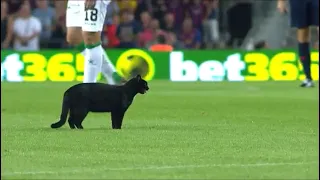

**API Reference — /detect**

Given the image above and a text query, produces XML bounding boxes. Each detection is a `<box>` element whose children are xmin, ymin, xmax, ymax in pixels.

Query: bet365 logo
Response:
<box><xmin>170</xmin><ymin>52</ymin><xmax>246</xmax><ymax>81</ymax></box>
<box><xmin>1</xmin><ymin>53</ymin><xmax>24</xmax><ymax>82</ymax></box>
<box><xmin>169</xmin><ymin>51</ymin><xmax>319</xmax><ymax>81</ymax></box>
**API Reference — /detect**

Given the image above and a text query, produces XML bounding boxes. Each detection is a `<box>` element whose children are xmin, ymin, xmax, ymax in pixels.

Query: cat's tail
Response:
<box><xmin>51</xmin><ymin>94</ymin><xmax>70</xmax><ymax>129</ymax></box>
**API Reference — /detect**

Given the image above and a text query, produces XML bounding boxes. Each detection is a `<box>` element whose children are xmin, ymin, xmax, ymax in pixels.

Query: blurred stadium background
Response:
<box><xmin>2</xmin><ymin>0</ymin><xmax>318</xmax><ymax>51</ymax></box>
<box><xmin>1</xmin><ymin>0</ymin><xmax>319</xmax><ymax>179</ymax></box>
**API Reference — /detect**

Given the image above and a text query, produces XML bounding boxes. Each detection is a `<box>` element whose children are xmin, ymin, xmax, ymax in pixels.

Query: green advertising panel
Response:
<box><xmin>1</xmin><ymin>49</ymin><xmax>318</xmax><ymax>82</ymax></box>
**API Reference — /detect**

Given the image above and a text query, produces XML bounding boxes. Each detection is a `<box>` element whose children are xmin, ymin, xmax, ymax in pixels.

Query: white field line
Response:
<box><xmin>2</xmin><ymin>161</ymin><xmax>318</xmax><ymax>176</ymax></box>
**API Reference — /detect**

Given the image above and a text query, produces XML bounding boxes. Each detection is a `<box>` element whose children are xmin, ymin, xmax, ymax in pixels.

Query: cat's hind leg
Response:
<box><xmin>74</xmin><ymin>110</ymin><xmax>88</xmax><ymax>129</ymax></box>
<box><xmin>68</xmin><ymin>108</ymin><xmax>76</xmax><ymax>129</ymax></box>
<box><xmin>67</xmin><ymin>116</ymin><xmax>76</xmax><ymax>129</ymax></box>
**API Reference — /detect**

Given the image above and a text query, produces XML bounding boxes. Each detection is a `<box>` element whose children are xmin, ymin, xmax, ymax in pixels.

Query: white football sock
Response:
<box><xmin>101</xmin><ymin>47</ymin><xmax>117</xmax><ymax>85</ymax></box>
<box><xmin>101</xmin><ymin>59</ymin><xmax>115</xmax><ymax>84</ymax></box>
<box><xmin>81</xmin><ymin>46</ymin><xmax>118</xmax><ymax>84</ymax></box>
<box><xmin>81</xmin><ymin>50</ymin><xmax>86</xmax><ymax>56</ymax></box>
<box><xmin>83</xmin><ymin>44</ymin><xmax>103</xmax><ymax>83</ymax></box>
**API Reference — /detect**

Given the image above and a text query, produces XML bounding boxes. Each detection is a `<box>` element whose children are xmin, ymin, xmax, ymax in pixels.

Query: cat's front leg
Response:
<box><xmin>111</xmin><ymin>111</ymin><xmax>125</xmax><ymax>129</ymax></box>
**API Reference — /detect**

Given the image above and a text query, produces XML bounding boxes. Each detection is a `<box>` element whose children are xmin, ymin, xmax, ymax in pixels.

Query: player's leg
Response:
<box><xmin>68</xmin><ymin>32</ymin><xmax>119</xmax><ymax>84</ymax></box>
<box><xmin>82</xmin><ymin>0</ymin><xmax>122</xmax><ymax>83</ymax></box>
<box><xmin>66</xmin><ymin>0</ymin><xmax>97</xmax><ymax>83</ymax></box>
<box><xmin>66</xmin><ymin>1</ymin><xmax>86</xmax><ymax>54</ymax></box>
<box><xmin>311</xmin><ymin>0</ymin><xmax>319</xmax><ymax>49</ymax></box>
<box><xmin>299</xmin><ymin>0</ymin><xmax>319</xmax><ymax>86</ymax></box>
<box><xmin>66</xmin><ymin>0</ymin><xmax>119</xmax><ymax>84</ymax></box>
<box><xmin>289</xmin><ymin>0</ymin><xmax>313</xmax><ymax>87</ymax></box>
<box><xmin>80</xmin><ymin>34</ymin><xmax>122</xmax><ymax>84</ymax></box>
<box><xmin>296</xmin><ymin>28</ymin><xmax>313</xmax><ymax>87</ymax></box>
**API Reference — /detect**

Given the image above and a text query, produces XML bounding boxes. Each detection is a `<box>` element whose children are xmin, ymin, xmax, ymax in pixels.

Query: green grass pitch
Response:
<box><xmin>1</xmin><ymin>81</ymin><xmax>319</xmax><ymax>179</ymax></box>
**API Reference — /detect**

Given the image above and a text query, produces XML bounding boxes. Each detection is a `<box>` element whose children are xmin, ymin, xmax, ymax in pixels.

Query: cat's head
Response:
<box><xmin>127</xmin><ymin>74</ymin><xmax>149</xmax><ymax>94</ymax></box>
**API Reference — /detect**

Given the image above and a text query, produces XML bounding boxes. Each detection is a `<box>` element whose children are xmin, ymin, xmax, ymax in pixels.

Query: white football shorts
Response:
<box><xmin>66</xmin><ymin>0</ymin><xmax>110</xmax><ymax>32</ymax></box>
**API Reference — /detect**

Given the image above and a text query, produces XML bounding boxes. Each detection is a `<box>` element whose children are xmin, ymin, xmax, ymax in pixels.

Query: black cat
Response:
<box><xmin>51</xmin><ymin>75</ymin><xmax>149</xmax><ymax>129</ymax></box>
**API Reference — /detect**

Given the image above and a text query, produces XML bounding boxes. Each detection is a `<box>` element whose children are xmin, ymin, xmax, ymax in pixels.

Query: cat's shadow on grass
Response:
<box><xmin>17</xmin><ymin>124</ymin><xmax>207</xmax><ymax>132</ymax></box>
<box><xmin>71</xmin><ymin>124</ymin><xmax>206</xmax><ymax>131</ymax></box>
<box><xmin>6</xmin><ymin>122</ymin><xmax>211</xmax><ymax>132</ymax></box>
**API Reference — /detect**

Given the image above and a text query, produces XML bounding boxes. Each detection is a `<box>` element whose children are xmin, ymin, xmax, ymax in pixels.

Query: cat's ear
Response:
<box><xmin>136</xmin><ymin>74</ymin><xmax>141</xmax><ymax>81</ymax></box>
